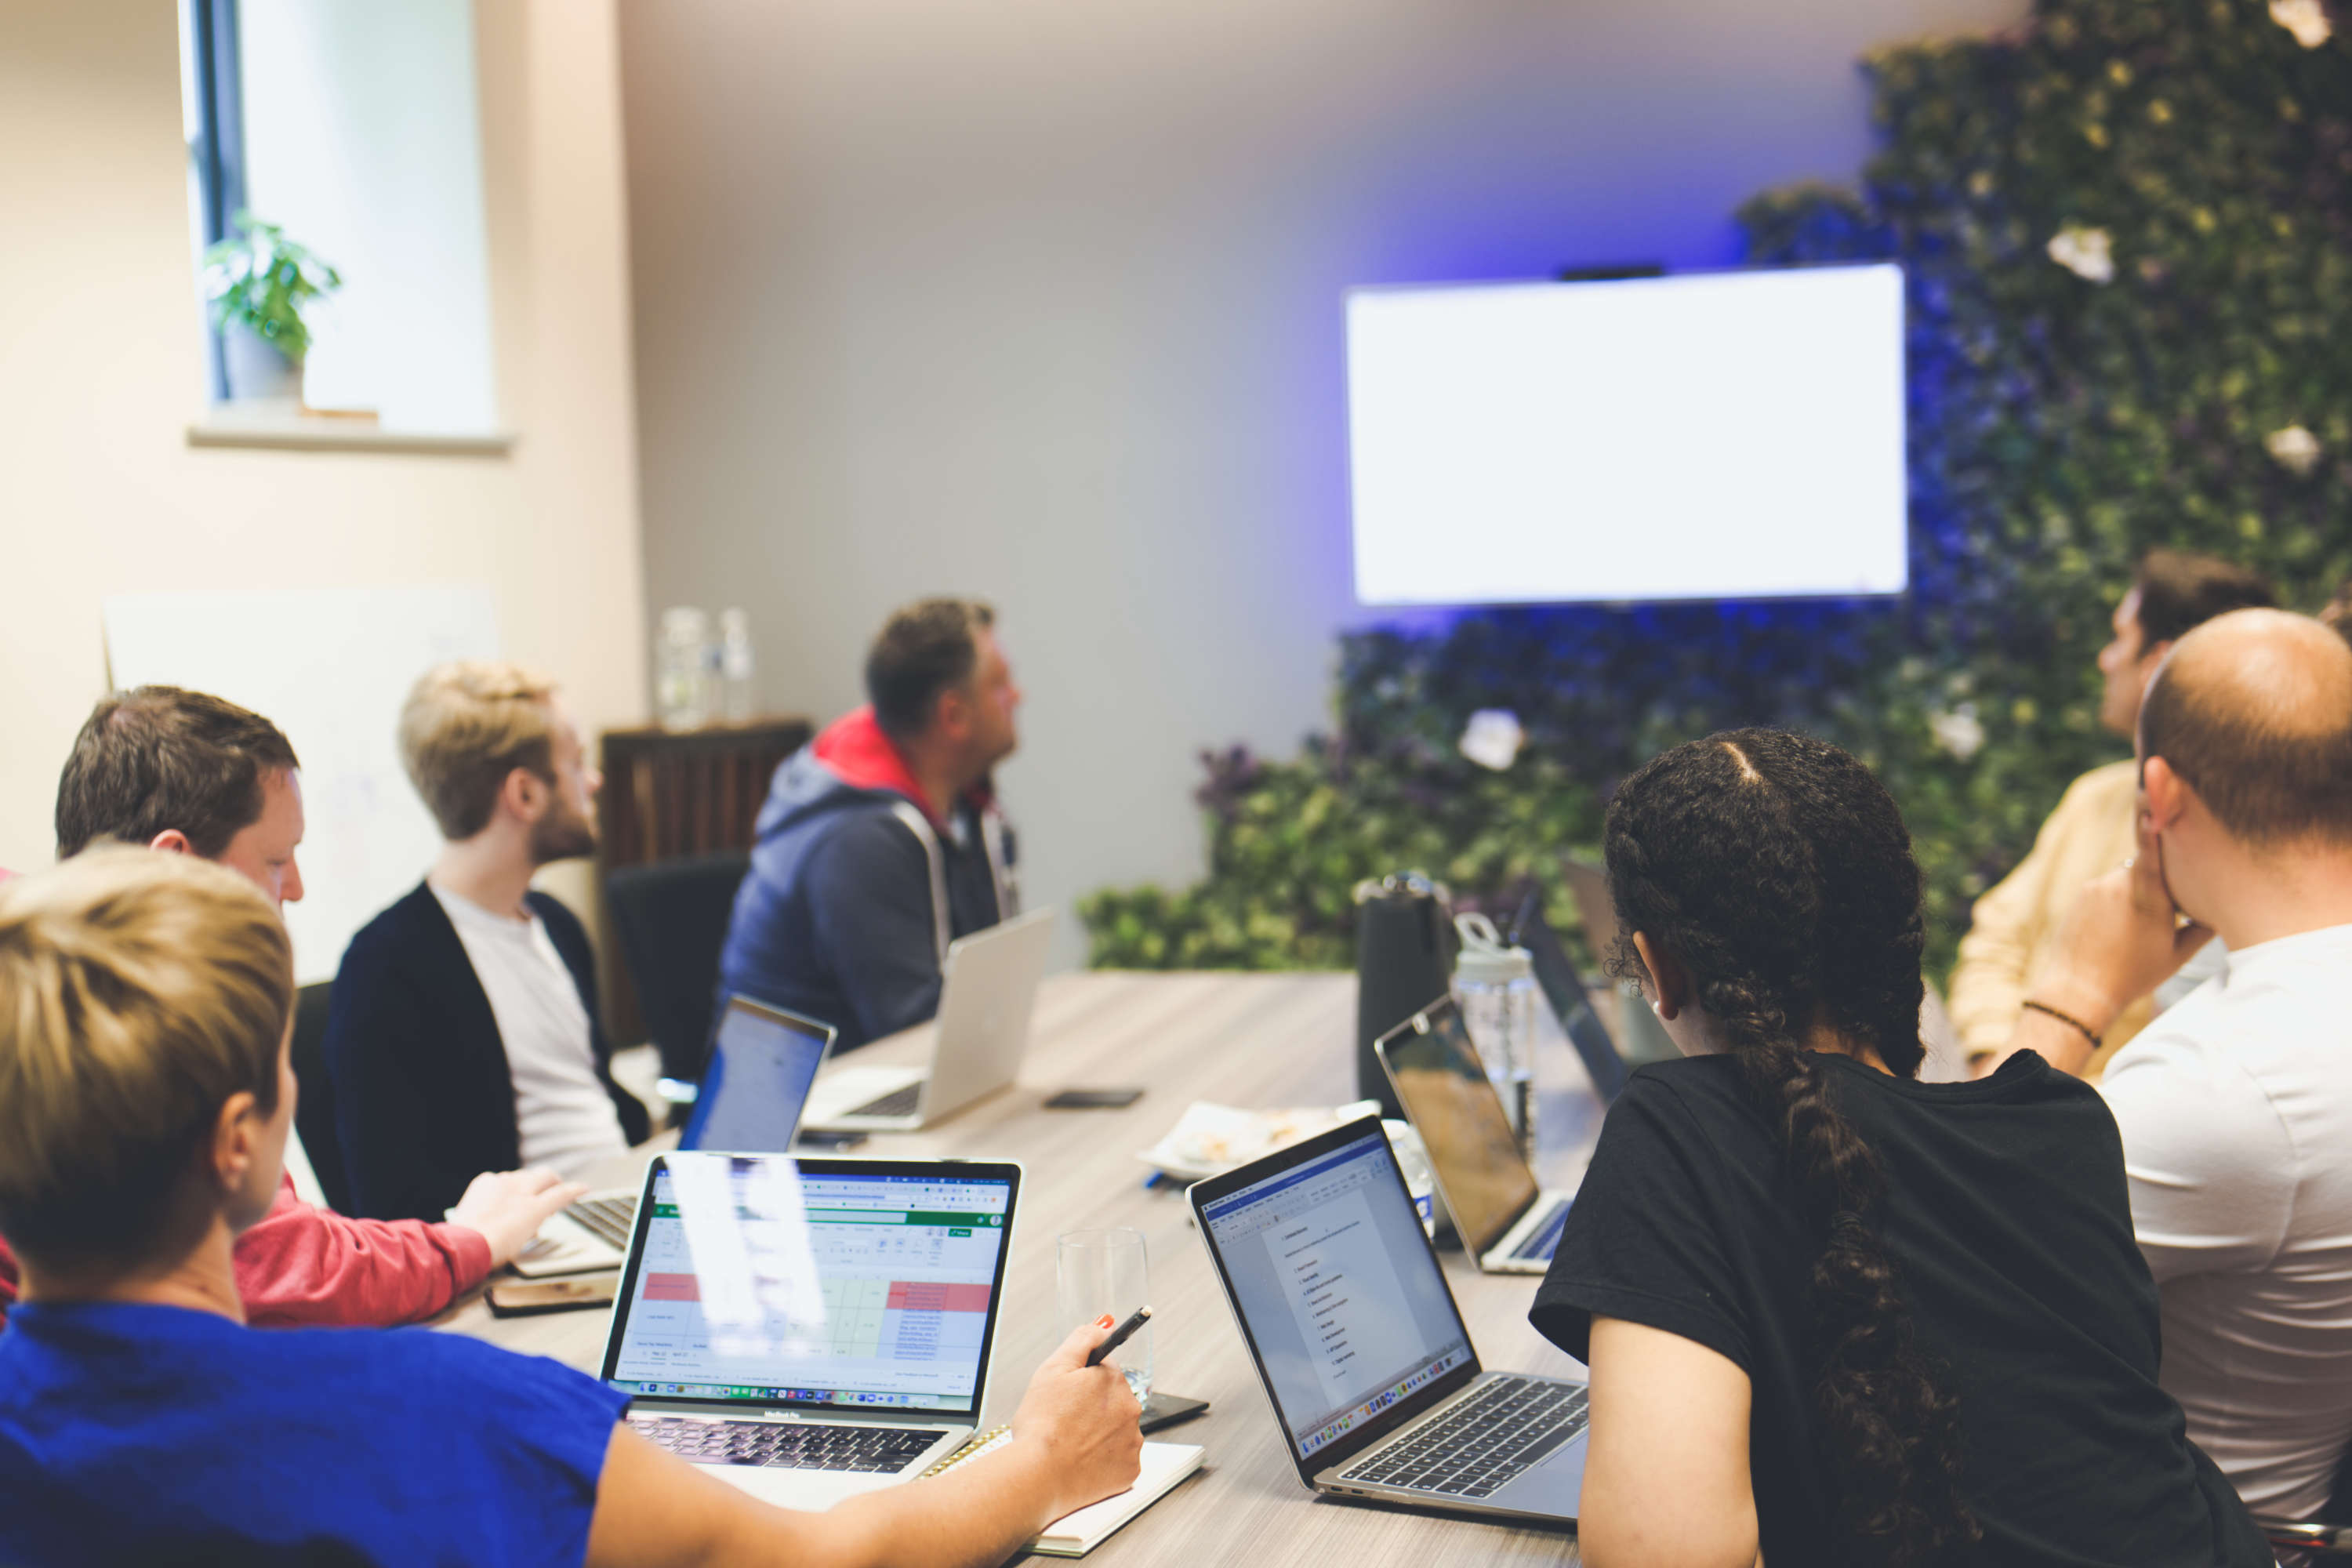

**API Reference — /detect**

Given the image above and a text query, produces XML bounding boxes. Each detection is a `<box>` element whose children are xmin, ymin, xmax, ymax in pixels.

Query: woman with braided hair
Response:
<box><xmin>1531</xmin><ymin>730</ymin><xmax>2269</xmax><ymax>1568</ymax></box>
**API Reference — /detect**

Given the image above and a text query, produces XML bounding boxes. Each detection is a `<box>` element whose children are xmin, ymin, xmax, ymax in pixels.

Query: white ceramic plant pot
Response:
<box><xmin>221</xmin><ymin>325</ymin><xmax>303</xmax><ymax>405</ymax></box>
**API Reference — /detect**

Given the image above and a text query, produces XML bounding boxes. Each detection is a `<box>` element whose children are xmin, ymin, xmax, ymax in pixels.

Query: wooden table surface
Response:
<box><xmin>445</xmin><ymin>971</ymin><xmax>1609</xmax><ymax>1566</ymax></box>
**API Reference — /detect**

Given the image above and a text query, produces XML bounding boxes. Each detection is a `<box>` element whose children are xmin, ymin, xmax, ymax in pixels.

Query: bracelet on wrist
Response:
<box><xmin>2020</xmin><ymin>997</ymin><xmax>2103</xmax><ymax>1049</ymax></box>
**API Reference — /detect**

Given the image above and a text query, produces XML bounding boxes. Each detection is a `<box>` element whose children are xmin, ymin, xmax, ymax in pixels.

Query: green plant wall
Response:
<box><xmin>1083</xmin><ymin>0</ymin><xmax>2352</xmax><ymax>978</ymax></box>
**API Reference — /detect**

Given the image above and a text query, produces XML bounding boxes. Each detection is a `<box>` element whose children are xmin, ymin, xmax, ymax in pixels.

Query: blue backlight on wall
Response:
<box><xmin>1345</xmin><ymin>263</ymin><xmax>1907</xmax><ymax>608</ymax></box>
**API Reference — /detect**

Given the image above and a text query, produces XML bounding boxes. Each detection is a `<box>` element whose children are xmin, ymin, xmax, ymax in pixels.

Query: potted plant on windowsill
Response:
<box><xmin>201</xmin><ymin>212</ymin><xmax>343</xmax><ymax>408</ymax></box>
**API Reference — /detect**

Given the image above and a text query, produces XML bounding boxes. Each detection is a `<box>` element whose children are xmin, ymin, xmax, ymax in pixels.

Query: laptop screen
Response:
<box><xmin>604</xmin><ymin>1153</ymin><xmax>1014</xmax><ymax>1416</ymax></box>
<box><xmin>1377</xmin><ymin>1002</ymin><xmax>1541</xmax><ymax>1256</ymax></box>
<box><xmin>679</xmin><ymin>996</ymin><xmax>832</xmax><ymax>1152</ymax></box>
<box><xmin>1197</xmin><ymin>1127</ymin><xmax>1475</xmax><ymax>1464</ymax></box>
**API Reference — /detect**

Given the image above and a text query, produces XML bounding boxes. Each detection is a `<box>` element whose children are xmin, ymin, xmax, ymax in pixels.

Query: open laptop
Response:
<box><xmin>514</xmin><ymin>994</ymin><xmax>835</xmax><ymax>1278</ymax></box>
<box><xmin>599</xmin><ymin>1151</ymin><xmax>1021</xmax><ymax>1509</ymax></box>
<box><xmin>1559</xmin><ymin>857</ymin><xmax>1678</xmax><ymax>1069</ymax></box>
<box><xmin>1377</xmin><ymin>997</ymin><xmax>1579</xmax><ymax>1274</ymax></box>
<box><xmin>1189</xmin><ymin>1117</ymin><xmax>1588</xmax><ymax>1524</ymax></box>
<box><xmin>1507</xmin><ymin>891</ymin><xmax>1628</xmax><ymax>1103</ymax></box>
<box><xmin>800</xmin><ymin>907</ymin><xmax>1057</xmax><ymax>1133</ymax></box>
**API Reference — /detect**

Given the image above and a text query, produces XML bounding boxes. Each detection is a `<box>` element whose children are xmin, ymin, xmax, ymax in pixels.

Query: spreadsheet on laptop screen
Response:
<box><xmin>1201</xmin><ymin>1132</ymin><xmax>1474</xmax><ymax>1460</ymax></box>
<box><xmin>609</xmin><ymin>1155</ymin><xmax>1010</xmax><ymax>1413</ymax></box>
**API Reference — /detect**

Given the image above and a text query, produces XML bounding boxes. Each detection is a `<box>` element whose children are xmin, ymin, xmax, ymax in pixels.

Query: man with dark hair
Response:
<box><xmin>0</xmin><ymin>687</ymin><xmax>578</xmax><ymax>1327</ymax></box>
<box><xmin>719</xmin><ymin>599</ymin><xmax>1021</xmax><ymax>1051</ymax></box>
<box><xmin>1987</xmin><ymin>608</ymin><xmax>2352</xmax><ymax>1519</ymax></box>
<box><xmin>1951</xmin><ymin>549</ymin><xmax>2275</xmax><ymax>1074</ymax></box>
<box><xmin>56</xmin><ymin>686</ymin><xmax>306</xmax><ymax>901</ymax></box>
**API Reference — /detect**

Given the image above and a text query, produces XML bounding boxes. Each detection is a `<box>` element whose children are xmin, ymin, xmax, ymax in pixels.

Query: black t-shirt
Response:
<box><xmin>1532</xmin><ymin>1051</ymin><xmax>2270</xmax><ymax>1567</ymax></box>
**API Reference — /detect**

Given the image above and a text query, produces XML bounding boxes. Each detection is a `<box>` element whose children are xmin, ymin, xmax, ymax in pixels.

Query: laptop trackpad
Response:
<box><xmin>1489</xmin><ymin>1434</ymin><xmax>1587</xmax><ymax>1519</ymax></box>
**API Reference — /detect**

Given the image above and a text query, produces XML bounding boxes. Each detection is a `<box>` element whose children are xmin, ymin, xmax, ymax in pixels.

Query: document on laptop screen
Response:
<box><xmin>1203</xmin><ymin>1132</ymin><xmax>1473</xmax><ymax>1460</ymax></box>
<box><xmin>609</xmin><ymin>1155</ymin><xmax>1010</xmax><ymax>1413</ymax></box>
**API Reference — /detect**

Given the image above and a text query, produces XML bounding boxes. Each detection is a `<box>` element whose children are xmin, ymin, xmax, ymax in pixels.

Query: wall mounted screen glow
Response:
<box><xmin>1345</xmin><ymin>264</ymin><xmax>1907</xmax><ymax>606</ymax></box>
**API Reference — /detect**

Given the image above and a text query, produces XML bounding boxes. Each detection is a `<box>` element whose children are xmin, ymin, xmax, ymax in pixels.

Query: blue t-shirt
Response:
<box><xmin>0</xmin><ymin>1301</ymin><xmax>630</xmax><ymax>1566</ymax></box>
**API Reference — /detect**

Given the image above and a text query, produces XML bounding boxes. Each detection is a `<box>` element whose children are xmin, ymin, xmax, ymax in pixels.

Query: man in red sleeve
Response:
<box><xmin>0</xmin><ymin>687</ymin><xmax>581</xmax><ymax>1327</ymax></box>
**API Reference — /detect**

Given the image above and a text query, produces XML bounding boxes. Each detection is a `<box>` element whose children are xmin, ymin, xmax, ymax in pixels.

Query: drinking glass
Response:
<box><xmin>1057</xmin><ymin>1227</ymin><xmax>1152</xmax><ymax>1404</ymax></box>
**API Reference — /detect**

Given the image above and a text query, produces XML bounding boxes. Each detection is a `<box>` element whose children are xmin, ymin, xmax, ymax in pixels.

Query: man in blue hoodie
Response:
<box><xmin>720</xmin><ymin>599</ymin><xmax>1022</xmax><ymax>1051</ymax></box>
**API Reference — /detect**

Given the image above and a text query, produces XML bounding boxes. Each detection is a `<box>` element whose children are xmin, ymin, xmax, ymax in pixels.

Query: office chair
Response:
<box><xmin>286</xmin><ymin>979</ymin><xmax>353</xmax><ymax>1214</ymax></box>
<box><xmin>604</xmin><ymin>849</ymin><xmax>751</xmax><ymax>1087</ymax></box>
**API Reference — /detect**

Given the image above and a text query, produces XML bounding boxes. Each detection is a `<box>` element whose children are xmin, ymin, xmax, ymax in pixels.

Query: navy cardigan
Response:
<box><xmin>322</xmin><ymin>882</ymin><xmax>652</xmax><ymax>1222</ymax></box>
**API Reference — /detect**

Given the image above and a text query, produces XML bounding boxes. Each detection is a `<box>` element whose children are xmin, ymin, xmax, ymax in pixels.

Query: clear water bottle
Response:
<box><xmin>718</xmin><ymin>608</ymin><xmax>757</xmax><ymax>724</ymax></box>
<box><xmin>1453</xmin><ymin>912</ymin><xmax>1538</xmax><ymax>1161</ymax></box>
<box><xmin>656</xmin><ymin>607</ymin><xmax>711</xmax><ymax>731</ymax></box>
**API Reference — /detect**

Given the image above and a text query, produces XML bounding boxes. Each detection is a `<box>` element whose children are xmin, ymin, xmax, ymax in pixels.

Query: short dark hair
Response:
<box><xmin>2132</xmin><ymin>548</ymin><xmax>2277</xmax><ymax>647</ymax></box>
<box><xmin>2140</xmin><ymin>613</ymin><xmax>2352</xmax><ymax>848</ymax></box>
<box><xmin>56</xmin><ymin>688</ymin><xmax>301</xmax><ymax>860</ymax></box>
<box><xmin>866</xmin><ymin>600</ymin><xmax>996</xmax><ymax>740</ymax></box>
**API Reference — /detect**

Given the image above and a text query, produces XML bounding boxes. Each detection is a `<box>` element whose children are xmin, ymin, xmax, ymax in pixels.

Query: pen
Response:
<box><xmin>1086</xmin><ymin>1306</ymin><xmax>1152</xmax><ymax>1367</ymax></box>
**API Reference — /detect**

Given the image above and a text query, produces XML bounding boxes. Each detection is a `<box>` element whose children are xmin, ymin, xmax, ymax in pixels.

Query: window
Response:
<box><xmin>179</xmin><ymin>0</ymin><xmax>501</xmax><ymax>436</ymax></box>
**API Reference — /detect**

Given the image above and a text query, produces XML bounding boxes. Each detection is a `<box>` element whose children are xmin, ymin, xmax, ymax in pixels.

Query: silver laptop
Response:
<box><xmin>514</xmin><ymin>994</ymin><xmax>835</xmax><ymax>1278</ymax></box>
<box><xmin>800</xmin><ymin>907</ymin><xmax>1057</xmax><ymax>1133</ymax></box>
<box><xmin>1376</xmin><ymin>998</ymin><xmax>1577</xmax><ymax>1275</ymax></box>
<box><xmin>598</xmin><ymin>1151</ymin><xmax>1022</xmax><ymax>1509</ymax></box>
<box><xmin>1189</xmin><ymin>1117</ymin><xmax>1588</xmax><ymax>1525</ymax></box>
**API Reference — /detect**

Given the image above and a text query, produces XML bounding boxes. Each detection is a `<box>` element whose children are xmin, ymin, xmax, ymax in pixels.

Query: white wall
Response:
<box><xmin>0</xmin><ymin>0</ymin><xmax>647</xmax><ymax>927</ymax></box>
<box><xmin>618</xmin><ymin>0</ymin><xmax>2028</xmax><ymax>967</ymax></box>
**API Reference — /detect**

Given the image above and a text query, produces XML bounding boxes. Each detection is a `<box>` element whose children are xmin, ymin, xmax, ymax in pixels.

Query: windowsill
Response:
<box><xmin>186</xmin><ymin>416</ymin><xmax>514</xmax><ymax>457</ymax></box>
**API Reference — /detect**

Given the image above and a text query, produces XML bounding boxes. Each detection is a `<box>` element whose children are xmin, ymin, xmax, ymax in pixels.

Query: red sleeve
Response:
<box><xmin>0</xmin><ymin>1232</ymin><xmax>18</xmax><ymax>1319</ymax></box>
<box><xmin>231</xmin><ymin>1174</ymin><xmax>495</xmax><ymax>1327</ymax></box>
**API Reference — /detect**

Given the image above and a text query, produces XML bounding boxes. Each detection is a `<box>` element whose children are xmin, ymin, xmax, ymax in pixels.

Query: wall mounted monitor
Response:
<box><xmin>1345</xmin><ymin>263</ymin><xmax>1907</xmax><ymax>607</ymax></box>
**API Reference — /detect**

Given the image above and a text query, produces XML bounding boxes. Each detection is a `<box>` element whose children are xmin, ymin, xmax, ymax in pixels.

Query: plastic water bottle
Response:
<box><xmin>1454</xmin><ymin>912</ymin><xmax>1538</xmax><ymax>1161</ymax></box>
<box><xmin>656</xmin><ymin>607</ymin><xmax>711</xmax><ymax>731</ymax></box>
<box><xmin>718</xmin><ymin>607</ymin><xmax>756</xmax><ymax>724</ymax></box>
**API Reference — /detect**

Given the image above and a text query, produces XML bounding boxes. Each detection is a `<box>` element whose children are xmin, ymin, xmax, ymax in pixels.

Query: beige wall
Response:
<box><xmin>619</xmin><ymin>0</ymin><xmax>2029</xmax><ymax>968</ymax></box>
<box><xmin>0</xmin><ymin>0</ymin><xmax>647</xmax><ymax>917</ymax></box>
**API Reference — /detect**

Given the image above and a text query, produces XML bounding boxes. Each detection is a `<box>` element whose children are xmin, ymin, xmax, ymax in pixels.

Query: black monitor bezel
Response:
<box><xmin>1187</xmin><ymin>1115</ymin><xmax>1483</xmax><ymax>1485</ymax></box>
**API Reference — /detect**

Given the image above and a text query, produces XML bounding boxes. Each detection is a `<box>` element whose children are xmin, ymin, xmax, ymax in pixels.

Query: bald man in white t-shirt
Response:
<box><xmin>1987</xmin><ymin>608</ymin><xmax>2352</xmax><ymax>1519</ymax></box>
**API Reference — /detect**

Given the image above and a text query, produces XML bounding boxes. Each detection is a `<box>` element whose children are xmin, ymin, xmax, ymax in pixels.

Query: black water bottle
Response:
<box><xmin>1353</xmin><ymin>873</ymin><xmax>1457</xmax><ymax>1118</ymax></box>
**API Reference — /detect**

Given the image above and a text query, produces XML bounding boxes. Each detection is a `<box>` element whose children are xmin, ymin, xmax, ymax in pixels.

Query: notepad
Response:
<box><xmin>920</xmin><ymin>1429</ymin><xmax>1206</xmax><ymax>1556</ymax></box>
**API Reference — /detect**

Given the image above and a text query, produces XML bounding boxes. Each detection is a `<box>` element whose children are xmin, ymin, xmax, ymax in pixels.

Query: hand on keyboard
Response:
<box><xmin>449</xmin><ymin>1167</ymin><xmax>590</xmax><ymax>1267</ymax></box>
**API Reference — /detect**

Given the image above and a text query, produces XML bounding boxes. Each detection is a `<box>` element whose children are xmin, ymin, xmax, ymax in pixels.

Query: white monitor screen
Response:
<box><xmin>1345</xmin><ymin>263</ymin><xmax>1907</xmax><ymax>607</ymax></box>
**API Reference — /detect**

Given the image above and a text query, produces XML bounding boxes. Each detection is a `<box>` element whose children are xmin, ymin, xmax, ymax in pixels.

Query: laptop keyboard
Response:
<box><xmin>848</xmin><ymin>1082</ymin><xmax>924</xmax><ymax>1119</ymax></box>
<box><xmin>1337</xmin><ymin>1376</ymin><xmax>1589</xmax><ymax>1500</ymax></box>
<box><xmin>566</xmin><ymin>1194</ymin><xmax>638</xmax><ymax>1250</ymax></box>
<box><xmin>1510</xmin><ymin>1199</ymin><xmax>1573</xmax><ymax>1263</ymax></box>
<box><xmin>628</xmin><ymin>1415</ymin><xmax>947</xmax><ymax>1472</ymax></box>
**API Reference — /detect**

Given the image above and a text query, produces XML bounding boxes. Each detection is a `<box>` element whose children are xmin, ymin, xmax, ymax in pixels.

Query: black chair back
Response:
<box><xmin>287</xmin><ymin>980</ymin><xmax>352</xmax><ymax>1214</ymax></box>
<box><xmin>606</xmin><ymin>849</ymin><xmax>752</xmax><ymax>1083</ymax></box>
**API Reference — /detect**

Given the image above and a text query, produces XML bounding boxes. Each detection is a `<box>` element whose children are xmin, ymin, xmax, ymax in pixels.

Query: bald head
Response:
<box><xmin>2140</xmin><ymin>608</ymin><xmax>2352</xmax><ymax>848</ymax></box>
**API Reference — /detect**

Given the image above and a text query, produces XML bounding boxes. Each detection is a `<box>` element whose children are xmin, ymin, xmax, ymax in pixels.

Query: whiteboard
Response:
<box><xmin>103</xmin><ymin>586</ymin><xmax>500</xmax><ymax>983</ymax></box>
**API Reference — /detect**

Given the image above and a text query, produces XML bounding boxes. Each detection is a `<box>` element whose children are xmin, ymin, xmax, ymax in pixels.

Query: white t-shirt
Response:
<box><xmin>2100</xmin><ymin>923</ymin><xmax>2352</xmax><ymax>1517</ymax></box>
<box><xmin>430</xmin><ymin>883</ymin><xmax>629</xmax><ymax>1181</ymax></box>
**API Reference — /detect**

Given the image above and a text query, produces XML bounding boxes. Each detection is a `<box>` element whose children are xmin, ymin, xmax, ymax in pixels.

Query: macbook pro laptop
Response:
<box><xmin>1377</xmin><ymin>997</ymin><xmax>1579</xmax><ymax>1274</ymax></box>
<box><xmin>600</xmin><ymin>1151</ymin><xmax>1022</xmax><ymax>1509</ymax></box>
<box><xmin>514</xmin><ymin>995</ymin><xmax>836</xmax><ymax>1278</ymax></box>
<box><xmin>1189</xmin><ymin>1117</ymin><xmax>1588</xmax><ymax>1524</ymax></box>
<box><xmin>800</xmin><ymin>907</ymin><xmax>1058</xmax><ymax>1133</ymax></box>
<box><xmin>1559</xmin><ymin>857</ymin><xmax>1679</xmax><ymax>1069</ymax></box>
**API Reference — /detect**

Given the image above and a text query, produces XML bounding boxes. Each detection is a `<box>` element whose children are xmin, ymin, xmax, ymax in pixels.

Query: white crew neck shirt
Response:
<box><xmin>2099</xmin><ymin>921</ymin><xmax>2352</xmax><ymax>1518</ymax></box>
<box><xmin>430</xmin><ymin>882</ymin><xmax>628</xmax><ymax>1181</ymax></box>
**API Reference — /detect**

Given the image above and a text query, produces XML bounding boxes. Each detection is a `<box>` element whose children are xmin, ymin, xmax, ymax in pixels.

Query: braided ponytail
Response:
<box><xmin>1603</xmin><ymin>729</ymin><xmax>1976</xmax><ymax>1567</ymax></box>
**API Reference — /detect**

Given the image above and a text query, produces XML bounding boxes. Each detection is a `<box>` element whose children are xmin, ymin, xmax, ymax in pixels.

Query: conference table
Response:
<box><xmin>447</xmin><ymin>971</ymin><xmax>1612</xmax><ymax>1566</ymax></box>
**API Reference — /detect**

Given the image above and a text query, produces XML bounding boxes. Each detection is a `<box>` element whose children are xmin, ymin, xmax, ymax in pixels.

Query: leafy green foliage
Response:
<box><xmin>1083</xmin><ymin>0</ymin><xmax>2352</xmax><ymax>977</ymax></box>
<box><xmin>201</xmin><ymin>214</ymin><xmax>343</xmax><ymax>362</ymax></box>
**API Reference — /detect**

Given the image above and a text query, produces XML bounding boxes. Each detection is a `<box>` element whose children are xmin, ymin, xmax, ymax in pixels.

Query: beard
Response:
<box><xmin>529</xmin><ymin>797</ymin><xmax>597</xmax><ymax>865</ymax></box>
